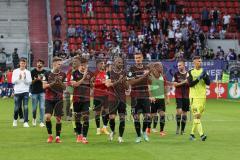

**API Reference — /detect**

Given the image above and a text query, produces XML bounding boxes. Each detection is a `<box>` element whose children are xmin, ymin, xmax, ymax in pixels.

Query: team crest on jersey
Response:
<box><xmin>86</xmin><ymin>74</ymin><xmax>90</xmax><ymax>79</ymax></box>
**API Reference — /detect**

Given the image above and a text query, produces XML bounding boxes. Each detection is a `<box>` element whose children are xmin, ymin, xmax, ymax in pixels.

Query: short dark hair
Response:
<box><xmin>52</xmin><ymin>57</ymin><xmax>62</xmax><ymax>63</ymax></box>
<box><xmin>177</xmin><ymin>59</ymin><xmax>186</xmax><ymax>64</ymax></box>
<box><xmin>37</xmin><ymin>59</ymin><xmax>45</xmax><ymax>64</ymax></box>
<box><xmin>19</xmin><ymin>57</ymin><xmax>27</xmax><ymax>63</ymax></box>
<box><xmin>192</xmin><ymin>56</ymin><xmax>201</xmax><ymax>60</ymax></box>
<box><xmin>96</xmin><ymin>58</ymin><xmax>105</xmax><ymax>64</ymax></box>
<box><xmin>80</xmin><ymin>57</ymin><xmax>88</xmax><ymax>64</ymax></box>
<box><xmin>134</xmin><ymin>52</ymin><xmax>143</xmax><ymax>56</ymax></box>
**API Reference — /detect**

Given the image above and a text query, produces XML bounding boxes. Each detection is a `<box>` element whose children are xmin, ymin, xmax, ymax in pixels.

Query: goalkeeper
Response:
<box><xmin>187</xmin><ymin>56</ymin><xmax>210</xmax><ymax>141</ymax></box>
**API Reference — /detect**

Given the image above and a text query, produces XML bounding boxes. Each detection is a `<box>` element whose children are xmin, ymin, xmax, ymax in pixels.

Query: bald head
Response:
<box><xmin>114</xmin><ymin>57</ymin><xmax>124</xmax><ymax>70</ymax></box>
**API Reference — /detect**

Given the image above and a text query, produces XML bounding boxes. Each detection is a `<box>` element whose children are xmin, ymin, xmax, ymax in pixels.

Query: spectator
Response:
<box><xmin>169</xmin><ymin>0</ymin><xmax>176</xmax><ymax>13</ymax></box>
<box><xmin>53</xmin><ymin>39</ymin><xmax>62</xmax><ymax>56</ymax></box>
<box><xmin>127</xmin><ymin>42</ymin><xmax>136</xmax><ymax>59</ymax></box>
<box><xmin>0</xmin><ymin>69</ymin><xmax>4</xmax><ymax>97</ymax></box>
<box><xmin>150</xmin><ymin>17</ymin><xmax>160</xmax><ymax>39</ymax></box>
<box><xmin>209</xmin><ymin>23</ymin><xmax>216</xmax><ymax>39</ymax></box>
<box><xmin>59</xmin><ymin>52</ymin><xmax>68</xmax><ymax>60</ymax></box>
<box><xmin>67</xmin><ymin>25</ymin><xmax>76</xmax><ymax>37</ymax></box>
<box><xmin>87</xmin><ymin>0</ymin><xmax>94</xmax><ymax>18</ymax></box>
<box><xmin>145</xmin><ymin>2</ymin><xmax>152</xmax><ymax>14</ymax></box>
<box><xmin>0</xmin><ymin>48</ymin><xmax>7</xmax><ymax>71</ymax></box>
<box><xmin>215</xmin><ymin>46</ymin><xmax>225</xmax><ymax>60</ymax></box>
<box><xmin>198</xmin><ymin>30</ymin><xmax>206</xmax><ymax>49</ymax></box>
<box><xmin>124</xmin><ymin>7</ymin><xmax>132</xmax><ymax>26</ymax></box>
<box><xmin>219</xmin><ymin>27</ymin><xmax>226</xmax><ymax>39</ymax></box>
<box><xmin>161</xmin><ymin>16</ymin><xmax>169</xmax><ymax>36</ymax></box>
<box><xmin>128</xmin><ymin>29</ymin><xmax>137</xmax><ymax>44</ymax></box>
<box><xmin>161</xmin><ymin>0</ymin><xmax>167</xmax><ymax>12</ymax></box>
<box><xmin>113</xmin><ymin>0</ymin><xmax>119</xmax><ymax>13</ymax></box>
<box><xmin>29</xmin><ymin>49</ymin><xmax>34</xmax><ymax>67</ymax></box>
<box><xmin>172</xmin><ymin>17</ymin><xmax>180</xmax><ymax>31</ymax></box>
<box><xmin>31</xmin><ymin>59</ymin><xmax>47</xmax><ymax>127</ymax></box>
<box><xmin>234</xmin><ymin>11</ymin><xmax>240</xmax><ymax>32</ymax></box>
<box><xmin>211</xmin><ymin>7</ymin><xmax>220</xmax><ymax>27</ymax></box>
<box><xmin>12</xmin><ymin>48</ymin><xmax>19</xmax><ymax>69</ymax></box>
<box><xmin>150</xmin><ymin>5</ymin><xmax>157</xmax><ymax>19</ymax></box>
<box><xmin>114</xmin><ymin>28</ymin><xmax>123</xmax><ymax>46</ymax></box>
<box><xmin>154</xmin><ymin>0</ymin><xmax>161</xmax><ymax>10</ymax></box>
<box><xmin>185</xmin><ymin>14</ymin><xmax>193</xmax><ymax>25</ymax></box>
<box><xmin>6</xmin><ymin>67</ymin><xmax>13</xmax><ymax>97</ymax></box>
<box><xmin>12</xmin><ymin>58</ymin><xmax>32</xmax><ymax>127</ymax></box>
<box><xmin>226</xmin><ymin>49</ymin><xmax>237</xmax><ymax>61</ymax></box>
<box><xmin>175</xmin><ymin>28</ymin><xmax>183</xmax><ymax>42</ymax></box>
<box><xmin>104</xmin><ymin>0</ymin><xmax>110</xmax><ymax>4</ymax></box>
<box><xmin>222</xmin><ymin>12</ymin><xmax>231</xmax><ymax>31</ymax></box>
<box><xmin>132</xmin><ymin>4</ymin><xmax>141</xmax><ymax>28</ymax></box>
<box><xmin>142</xmin><ymin>21</ymin><xmax>149</xmax><ymax>36</ymax></box>
<box><xmin>168</xmin><ymin>26</ymin><xmax>175</xmax><ymax>45</ymax></box>
<box><xmin>76</xmin><ymin>25</ymin><xmax>84</xmax><ymax>37</ymax></box>
<box><xmin>104</xmin><ymin>31</ymin><xmax>112</xmax><ymax>48</ymax></box>
<box><xmin>81</xmin><ymin>0</ymin><xmax>87</xmax><ymax>13</ymax></box>
<box><xmin>201</xmin><ymin>7</ymin><xmax>209</xmax><ymax>26</ymax></box>
<box><xmin>53</xmin><ymin>12</ymin><xmax>62</xmax><ymax>38</ymax></box>
<box><xmin>63</xmin><ymin>39</ymin><xmax>69</xmax><ymax>54</ymax></box>
<box><xmin>90</xmin><ymin>30</ymin><xmax>97</xmax><ymax>49</ymax></box>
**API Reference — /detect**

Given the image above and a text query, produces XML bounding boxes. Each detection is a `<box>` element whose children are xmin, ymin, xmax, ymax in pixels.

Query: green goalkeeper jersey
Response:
<box><xmin>189</xmin><ymin>68</ymin><xmax>208</xmax><ymax>99</ymax></box>
<box><xmin>149</xmin><ymin>75</ymin><xmax>165</xmax><ymax>99</ymax></box>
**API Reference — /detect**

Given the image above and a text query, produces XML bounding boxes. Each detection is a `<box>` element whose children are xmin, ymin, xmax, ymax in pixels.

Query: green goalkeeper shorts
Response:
<box><xmin>190</xmin><ymin>98</ymin><xmax>206</xmax><ymax>115</ymax></box>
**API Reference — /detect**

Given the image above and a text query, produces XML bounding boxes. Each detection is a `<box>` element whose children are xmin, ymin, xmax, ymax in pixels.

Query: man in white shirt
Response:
<box><xmin>172</xmin><ymin>17</ymin><xmax>180</xmax><ymax>31</ymax></box>
<box><xmin>223</xmin><ymin>13</ymin><xmax>231</xmax><ymax>30</ymax></box>
<box><xmin>185</xmin><ymin>14</ymin><xmax>193</xmax><ymax>25</ymax></box>
<box><xmin>168</xmin><ymin>26</ymin><xmax>175</xmax><ymax>44</ymax></box>
<box><xmin>12</xmin><ymin>58</ymin><xmax>32</xmax><ymax>127</ymax></box>
<box><xmin>175</xmin><ymin>29</ymin><xmax>183</xmax><ymax>42</ymax></box>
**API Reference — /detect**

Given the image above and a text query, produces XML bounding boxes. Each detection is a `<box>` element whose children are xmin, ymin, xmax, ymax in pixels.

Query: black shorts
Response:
<box><xmin>109</xmin><ymin>100</ymin><xmax>126</xmax><ymax>115</ymax></box>
<box><xmin>93</xmin><ymin>96</ymin><xmax>108</xmax><ymax>112</ymax></box>
<box><xmin>73</xmin><ymin>101</ymin><xmax>90</xmax><ymax>115</ymax></box>
<box><xmin>131</xmin><ymin>98</ymin><xmax>150</xmax><ymax>115</ymax></box>
<box><xmin>151</xmin><ymin>98</ymin><xmax>166</xmax><ymax>113</ymax></box>
<box><xmin>176</xmin><ymin>98</ymin><xmax>190</xmax><ymax>112</ymax></box>
<box><xmin>45</xmin><ymin>100</ymin><xmax>63</xmax><ymax>117</ymax></box>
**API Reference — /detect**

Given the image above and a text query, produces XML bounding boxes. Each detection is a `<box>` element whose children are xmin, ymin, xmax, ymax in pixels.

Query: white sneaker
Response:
<box><xmin>109</xmin><ymin>132</ymin><xmax>114</xmax><ymax>141</ymax></box>
<box><xmin>23</xmin><ymin>122</ymin><xmax>29</xmax><ymax>128</ymax></box>
<box><xmin>13</xmin><ymin>120</ymin><xmax>17</xmax><ymax>127</ymax></box>
<box><xmin>118</xmin><ymin>137</ymin><xmax>124</xmax><ymax>143</ymax></box>
<box><xmin>19</xmin><ymin>118</ymin><xmax>24</xmax><ymax>123</ymax></box>
<box><xmin>96</xmin><ymin>128</ymin><xmax>101</xmax><ymax>135</ymax></box>
<box><xmin>39</xmin><ymin>122</ymin><xmax>45</xmax><ymax>127</ymax></box>
<box><xmin>152</xmin><ymin>128</ymin><xmax>158</xmax><ymax>133</ymax></box>
<box><xmin>32</xmin><ymin>119</ymin><xmax>37</xmax><ymax>126</ymax></box>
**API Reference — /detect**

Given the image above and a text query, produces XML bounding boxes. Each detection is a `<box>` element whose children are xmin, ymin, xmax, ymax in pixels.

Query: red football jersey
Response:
<box><xmin>93</xmin><ymin>70</ymin><xmax>108</xmax><ymax>97</ymax></box>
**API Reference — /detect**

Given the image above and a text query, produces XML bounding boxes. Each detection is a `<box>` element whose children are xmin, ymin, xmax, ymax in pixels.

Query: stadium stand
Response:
<box><xmin>0</xmin><ymin>0</ymin><xmax>29</xmax><ymax>56</ymax></box>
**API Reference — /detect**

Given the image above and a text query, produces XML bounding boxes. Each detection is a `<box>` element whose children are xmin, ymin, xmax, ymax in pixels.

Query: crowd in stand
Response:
<box><xmin>52</xmin><ymin>0</ymin><xmax>240</xmax><ymax>62</ymax></box>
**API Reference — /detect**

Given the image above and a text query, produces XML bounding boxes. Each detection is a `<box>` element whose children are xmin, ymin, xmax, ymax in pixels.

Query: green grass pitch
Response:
<box><xmin>0</xmin><ymin>98</ymin><xmax>240</xmax><ymax>160</ymax></box>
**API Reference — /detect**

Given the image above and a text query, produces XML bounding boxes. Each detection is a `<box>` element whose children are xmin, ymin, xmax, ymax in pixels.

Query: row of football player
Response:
<box><xmin>11</xmin><ymin>53</ymin><xmax>209</xmax><ymax>143</ymax></box>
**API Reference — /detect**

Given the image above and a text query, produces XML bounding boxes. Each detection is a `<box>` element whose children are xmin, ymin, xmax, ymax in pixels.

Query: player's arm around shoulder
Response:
<box><xmin>187</xmin><ymin>69</ymin><xmax>200</xmax><ymax>87</ymax></box>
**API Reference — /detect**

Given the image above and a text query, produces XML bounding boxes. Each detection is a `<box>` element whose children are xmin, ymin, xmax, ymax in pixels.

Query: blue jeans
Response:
<box><xmin>14</xmin><ymin>92</ymin><xmax>29</xmax><ymax>122</ymax></box>
<box><xmin>32</xmin><ymin>93</ymin><xmax>45</xmax><ymax>123</ymax></box>
<box><xmin>55</xmin><ymin>25</ymin><xmax>61</xmax><ymax>37</ymax></box>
